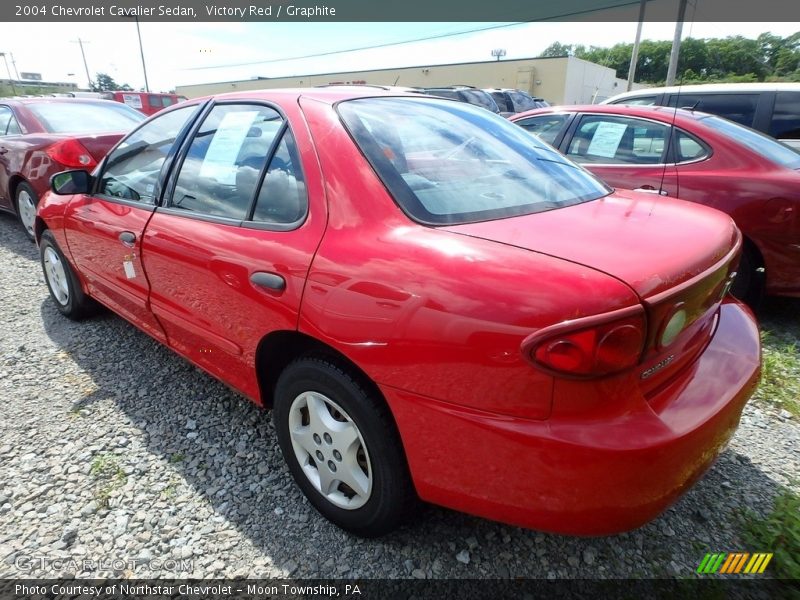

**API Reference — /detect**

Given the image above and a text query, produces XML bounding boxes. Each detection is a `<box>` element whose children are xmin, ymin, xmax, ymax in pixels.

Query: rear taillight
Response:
<box><xmin>522</xmin><ymin>307</ymin><xmax>646</xmax><ymax>377</ymax></box>
<box><xmin>46</xmin><ymin>139</ymin><xmax>97</xmax><ymax>169</ymax></box>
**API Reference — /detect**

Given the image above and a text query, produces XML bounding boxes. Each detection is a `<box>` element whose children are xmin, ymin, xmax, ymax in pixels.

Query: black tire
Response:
<box><xmin>273</xmin><ymin>357</ymin><xmax>415</xmax><ymax>537</ymax></box>
<box><xmin>15</xmin><ymin>182</ymin><xmax>38</xmax><ymax>242</ymax></box>
<box><xmin>39</xmin><ymin>230</ymin><xmax>97</xmax><ymax>320</ymax></box>
<box><xmin>730</xmin><ymin>244</ymin><xmax>764</xmax><ymax>308</ymax></box>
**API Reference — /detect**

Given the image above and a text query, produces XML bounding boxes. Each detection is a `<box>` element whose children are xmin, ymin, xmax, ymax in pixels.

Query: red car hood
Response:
<box><xmin>443</xmin><ymin>189</ymin><xmax>739</xmax><ymax>299</ymax></box>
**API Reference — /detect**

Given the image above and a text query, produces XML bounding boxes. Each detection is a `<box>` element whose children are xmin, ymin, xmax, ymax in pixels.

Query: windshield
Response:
<box><xmin>338</xmin><ymin>98</ymin><xmax>611</xmax><ymax>225</ymax></box>
<box><xmin>28</xmin><ymin>101</ymin><xmax>144</xmax><ymax>134</ymax></box>
<box><xmin>700</xmin><ymin>114</ymin><xmax>800</xmax><ymax>169</ymax></box>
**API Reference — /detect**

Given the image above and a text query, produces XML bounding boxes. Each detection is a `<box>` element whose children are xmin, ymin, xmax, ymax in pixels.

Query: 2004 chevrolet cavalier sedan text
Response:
<box><xmin>35</xmin><ymin>87</ymin><xmax>761</xmax><ymax>537</ymax></box>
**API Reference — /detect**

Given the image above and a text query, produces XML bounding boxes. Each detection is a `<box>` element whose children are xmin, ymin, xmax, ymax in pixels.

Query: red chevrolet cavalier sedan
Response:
<box><xmin>35</xmin><ymin>88</ymin><xmax>761</xmax><ymax>537</ymax></box>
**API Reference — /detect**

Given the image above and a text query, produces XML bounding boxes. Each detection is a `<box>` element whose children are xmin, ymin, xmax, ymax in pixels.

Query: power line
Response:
<box><xmin>181</xmin><ymin>22</ymin><xmax>526</xmax><ymax>71</ymax></box>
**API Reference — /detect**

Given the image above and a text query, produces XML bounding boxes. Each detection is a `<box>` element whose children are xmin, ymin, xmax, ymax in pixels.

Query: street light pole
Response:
<box><xmin>72</xmin><ymin>38</ymin><xmax>92</xmax><ymax>89</ymax></box>
<box><xmin>665</xmin><ymin>0</ymin><xmax>688</xmax><ymax>86</ymax></box>
<box><xmin>134</xmin><ymin>16</ymin><xmax>150</xmax><ymax>92</ymax></box>
<box><xmin>626</xmin><ymin>0</ymin><xmax>647</xmax><ymax>91</ymax></box>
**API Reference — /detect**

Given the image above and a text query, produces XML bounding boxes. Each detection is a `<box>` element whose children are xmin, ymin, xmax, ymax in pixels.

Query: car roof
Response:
<box><xmin>604</xmin><ymin>82</ymin><xmax>800</xmax><ymax>102</ymax></box>
<box><xmin>191</xmin><ymin>86</ymin><xmax>439</xmax><ymax>106</ymax></box>
<box><xmin>511</xmin><ymin>104</ymin><xmax>715</xmax><ymax>124</ymax></box>
<box><xmin>0</xmin><ymin>97</ymin><xmax>121</xmax><ymax>106</ymax></box>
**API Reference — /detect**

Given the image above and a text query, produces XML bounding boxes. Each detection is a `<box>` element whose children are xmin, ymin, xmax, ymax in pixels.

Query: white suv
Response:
<box><xmin>602</xmin><ymin>83</ymin><xmax>800</xmax><ymax>149</ymax></box>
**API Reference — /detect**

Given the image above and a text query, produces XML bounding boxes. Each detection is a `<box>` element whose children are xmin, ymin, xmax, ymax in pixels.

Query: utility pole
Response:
<box><xmin>0</xmin><ymin>53</ymin><xmax>17</xmax><ymax>95</ymax></box>
<box><xmin>134</xmin><ymin>17</ymin><xmax>150</xmax><ymax>92</ymax></box>
<box><xmin>665</xmin><ymin>0</ymin><xmax>688</xmax><ymax>86</ymax></box>
<box><xmin>626</xmin><ymin>0</ymin><xmax>647</xmax><ymax>91</ymax></box>
<box><xmin>72</xmin><ymin>38</ymin><xmax>92</xmax><ymax>89</ymax></box>
<box><xmin>9</xmin><ymin>52</ymin><xmax>19</xmax><ymax>80</ymax></box>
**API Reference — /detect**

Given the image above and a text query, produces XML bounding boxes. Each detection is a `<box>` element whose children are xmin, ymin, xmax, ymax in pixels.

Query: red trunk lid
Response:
<box><xmin>444</xmin><ymin>190</ymin><xmax>742</xmax><ymax>390</ymax></box>
<box><xmin>67</xmin><ymin>132</ymin><xmax>126</xmax><ymax>162</ymax></box>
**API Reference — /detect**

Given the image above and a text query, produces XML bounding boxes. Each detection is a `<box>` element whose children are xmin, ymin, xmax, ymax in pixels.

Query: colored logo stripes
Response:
<box><xmin>697</xmin><ymin>552</ymin><xmax>773</xmax><ymax>574</ymax></box>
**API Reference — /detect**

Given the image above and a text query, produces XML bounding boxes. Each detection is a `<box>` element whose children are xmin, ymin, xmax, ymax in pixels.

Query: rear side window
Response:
<box><xmin>252</xmin><ymin>129</ymin><xmax>307</xmax><ymax>225</ymax></box>
<box><xmin>338</xmin><ymin>98</ymin><xmax>610</xmax><ymax>225</ymax></box>
<box><xmin>27</xmin><ymin>101</ymin><xmax>144</xmax><ymax>133</ymax></box>
<box><xmin>515</xmin><ymin>114</ymin><xmax>570</xmax><ymax>146</ymax></box>
<box><xmin>171</xmin><ymin>104</ymin><xmax>284</xmax><ymax>220</ymax></box>
<box><xmin>669</xmin><ymin>93</ymin><xmax>758</xmax><ymax>127</ymax></box>
<box><xmin>508</xmin><ymin>91</ymin><xmax>538</xmax><ymax>112</ymax></box>
<box><xmin>674</xmin><ymin>129</ymin><xmax>710</xmax><ymax>163</ymax></box>
<box><xmin>567</xmin><ymin>115</ymin><xmax>669</xmax><ymax>164</ymax></box>
<box><xmin>0</xmin><ymin>106</ymin><xmax>20</xmax><ymax>136</ymax></box>
<box><xmin>459</xmin><ymin>90</ymin><xmax>499</xmax><ymax>112</ymax></box>
<box><xmin>770</xmin><ymin>91</ymin><xmax>800</xmax><ymax>141</ymax></box>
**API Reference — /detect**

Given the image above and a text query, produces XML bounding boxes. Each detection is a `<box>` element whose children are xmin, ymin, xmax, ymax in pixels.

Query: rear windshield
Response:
<box><xmin>27</xmin><ymin>101</ymin><xmax>144</xmax><ymax>134</ymax></box>
<box><xmin>700</xmin><ymin>114</ymin><xmax>800</xmax><ymax>169</ymax></box>
<box><xmin>337</xmin><ymin>98</ymin><xmax>610</xmax><ymax>225</ymax></box>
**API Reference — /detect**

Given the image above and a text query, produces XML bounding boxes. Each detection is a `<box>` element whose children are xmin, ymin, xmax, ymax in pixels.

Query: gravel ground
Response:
<box><xmin>0</xmin><ymin>212</ymin><xmax>798</xmax><ymax>580</ymax></box>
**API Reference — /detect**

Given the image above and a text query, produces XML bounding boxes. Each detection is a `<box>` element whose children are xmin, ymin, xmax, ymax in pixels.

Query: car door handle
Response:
<box><xmin>250</xmin><ymin>272</ymin><xmax>286</xmax><ymax>292</ymax></box>
<box><xmin>118</xmin><ymin>231</ymin><xmax>136</xmax><ymax>247</ymax></box>
<box><xmin>0</xmin><ymin>147</ymin><xmax>8</xmax><ymax>155</ymax></box>
<box><xmin>633</xmin><ymin>187</ymin><xmax>668</xmax><ymax>196</ymax></box>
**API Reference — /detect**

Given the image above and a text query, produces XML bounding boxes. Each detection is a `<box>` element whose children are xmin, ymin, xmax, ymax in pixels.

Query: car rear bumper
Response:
<box><xmin>382</xmin><ymin>299</ymin><xmax>761</xmax><ymax>535</ymax></box>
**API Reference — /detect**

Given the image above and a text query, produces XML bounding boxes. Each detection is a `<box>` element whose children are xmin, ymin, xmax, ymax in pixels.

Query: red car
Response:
<box><xmin>36</xmin><ymin>88</ymin><xmax>760</xmax><ymax>537</ymax></box>
<box><xmin>510</xmin><ymin>104</ymin><xmax>800</xmax><ymax>304</ymax></box>
<box><xmin>0</xmin><ymin>98</ymin><xmax>144</xmax><ymax>240</ymax></box>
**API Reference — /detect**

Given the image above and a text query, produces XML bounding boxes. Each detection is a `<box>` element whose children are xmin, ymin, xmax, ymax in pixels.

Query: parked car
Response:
<box><xmin>419</xmin><ymin>86</ymin><xmax>501</xmax><ymax>114</ymax></box>
<box><xmin>0</xmin><ymin>98</ymin><xmax>145</xmax><ymax>240</ymax></box>
<box><xmin>484</xmin><ymin>88</ymin><xmax>549</xmax><ymax>113</ymax></box>
<box><xmin>601</xmin><ymin>83</ymin><xmax>800</xmax><ymax>149</ymax></box>
<box><xmin>511</xmin><ymin>104</ymin><xmax>800</xmax><ymax>304</ymax></box>
<box><xmin>37</xmin><ymin>88</ymin><xmax>759</xmax><ymax>537</ymax></box>
<box><xmin>103</xmin><ymin>91</ymin><xmax>188</xmax><ymax>116</ymax></box>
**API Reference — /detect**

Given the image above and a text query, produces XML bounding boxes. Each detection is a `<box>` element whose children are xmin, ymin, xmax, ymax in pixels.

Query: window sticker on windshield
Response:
<box><xmin>586</xmin><ymin>121</ymin><xmax>628</xmax><ymax>158</ymax></box>
<box><xmin>199</xmin><ymin>110</ymin><xmax>258</xmax><ymax>185</ymax></box>
<box><xmin>122</xmin><ymin>94</ymin><xmax>143</xmax><ymax>109</ymax></box>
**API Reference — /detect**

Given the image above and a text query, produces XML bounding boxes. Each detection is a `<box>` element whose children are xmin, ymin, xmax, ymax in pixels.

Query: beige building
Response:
<box><xmin>177</xmin><ymin>56</ymin><xmax>643</xmax><ymax>105</ymax></box>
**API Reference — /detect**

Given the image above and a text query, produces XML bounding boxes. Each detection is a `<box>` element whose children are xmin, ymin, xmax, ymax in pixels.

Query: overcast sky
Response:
<box><xmin>1</xmin><ymin>21</ymin><xmax>798</xmax><ymax>92</ymax></box>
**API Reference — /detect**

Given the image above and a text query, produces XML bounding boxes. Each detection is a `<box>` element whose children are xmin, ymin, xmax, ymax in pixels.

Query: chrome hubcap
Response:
<box><xmin>288</xmin><ymin>391</ymin><xmax>372</xmax><ymax>510</ymax></box>
<box><xmin>18</xmin><ymin>190</ymin><xmax>36</xmax><ymax>237</ymax></box>
<box><xmin>43</xmin><ymin>247</ymin><xmax>70</xmax><ymax>306</ymax></box>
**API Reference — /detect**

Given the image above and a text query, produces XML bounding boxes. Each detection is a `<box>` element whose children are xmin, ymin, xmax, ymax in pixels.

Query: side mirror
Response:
<box><xmin>50</xmin><ymin>170</ymin><xmax>92</xmax><ymax>195</ymax></box>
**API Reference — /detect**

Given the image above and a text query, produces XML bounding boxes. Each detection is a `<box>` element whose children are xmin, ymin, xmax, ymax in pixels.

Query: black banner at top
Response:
<box><xmin>2</xmin><ymin>0</ymin><xmax>799</xmax><ymax>22</ymax></box>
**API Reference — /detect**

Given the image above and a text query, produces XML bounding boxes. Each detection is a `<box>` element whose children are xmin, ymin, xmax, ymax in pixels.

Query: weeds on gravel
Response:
<box><xmin>757</xmin><ymin>331</ymin><xmax>800</xmax><ymax>416</ymax></box>
<box><xmin>89</xmin><ymin>454</ymin><xmax>127</xmax><ymax>509</ymax></box>
<box><xmin>740</xmin><ymin>484</ymin><xmax>800</xmax><ymax>580</ymax></box>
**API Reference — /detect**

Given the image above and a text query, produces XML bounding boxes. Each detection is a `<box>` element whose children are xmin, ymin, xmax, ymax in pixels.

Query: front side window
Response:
<box><xmin>27</xmin><ymin>101</ymin><xmax>144</xmax><ymax>133</ymax></box>
<box><xmin>170</xmin><ymin>104</ymin><xmax>284</xmax><ymax>220</ymax></box>
<box><xmin>99</xmin><ymin>104</ymin><xmax>199</xmax><ymax>203</ymax></box>
<box><xmin>515</xmin><ymin>114</ymin><xmax>569</xmax><ymax>146</ymax></box>
<box><xmin>567</xmin><ymin>115</ymin><xmax>669</xmax><ymax>165</ymax></box>
<box><xmin>338</xmin><ymin>98</ymin><xmax>609</xmax><ymax>225</ymax></box>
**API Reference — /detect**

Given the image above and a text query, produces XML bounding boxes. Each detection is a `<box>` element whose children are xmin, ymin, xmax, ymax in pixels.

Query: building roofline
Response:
<box><xmin>177</xmin><ymin>55</ymin><xmax>571</xmax><ymax>89</ymax></box>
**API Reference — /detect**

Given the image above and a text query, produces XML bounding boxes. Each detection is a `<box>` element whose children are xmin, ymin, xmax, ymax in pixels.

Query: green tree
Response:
<box><xmin>90</xmin><ymin>72</ymin><xmax>134</xmax><ymax>92</ymax></box>
<box><xmin>539</xmin><ymin>42</ymin><xmax>574</xmax><ymax>57</ymax></box>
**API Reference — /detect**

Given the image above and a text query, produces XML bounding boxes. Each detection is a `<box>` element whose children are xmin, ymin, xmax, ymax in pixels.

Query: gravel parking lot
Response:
<box><xmin>0</xmin><ymin>212</ymin><xmax>798</xmax><ymax>580</ymax></box>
